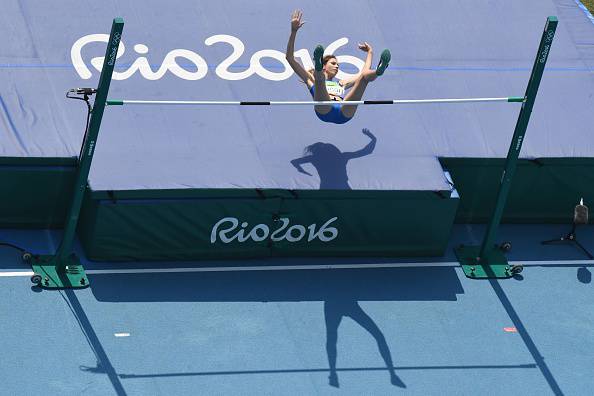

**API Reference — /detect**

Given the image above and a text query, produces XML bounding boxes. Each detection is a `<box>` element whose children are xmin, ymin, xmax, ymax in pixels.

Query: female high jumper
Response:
<box><xmin>285</xmin><ymin>9</ymin><xmax>391</xmax><ymax>124</ymax></box>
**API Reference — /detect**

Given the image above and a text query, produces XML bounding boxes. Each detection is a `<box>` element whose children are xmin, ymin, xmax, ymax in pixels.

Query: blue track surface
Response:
<box><xmin>2</xmin><ymin>225</ymin><xmax>593</xmax><ymax>395</ymax></box>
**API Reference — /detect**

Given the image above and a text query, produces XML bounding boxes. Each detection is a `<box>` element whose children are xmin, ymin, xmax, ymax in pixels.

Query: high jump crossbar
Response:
<box><xmin>106</xmin><ymin>97</ymin><xmax>525</xmax><ymax>106</ymax></box>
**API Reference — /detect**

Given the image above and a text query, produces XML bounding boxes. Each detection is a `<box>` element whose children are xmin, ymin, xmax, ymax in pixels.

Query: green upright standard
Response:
<box><xmin>29</xmin><ymin>18</ymin><xmax>124</xmax><ymax>288</ymax></box>
<box><xmin>455</xmin><ymin>16</ymin><xmax>558</xmax><ymax>279</ymax></box>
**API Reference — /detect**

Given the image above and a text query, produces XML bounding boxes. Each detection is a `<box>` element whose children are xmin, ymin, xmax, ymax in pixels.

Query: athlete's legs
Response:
<box><xmin>313</xmin><ymin>70</ymin><xmax>333</xmax><ymax>115</ymax></box>
<box><xmin>313</xmin><ymin>45</ymin><xmax>332</xmax><ymax>115</ymax></box>
<box><xmin>340</xmin><ymin>70</ymin><xmax>377</xmax><ymax>118</ymax></box>
<box><xmin>341</xmin><ymin>49</ymin><xmax>391</xmax><ymax>118</ymax></box>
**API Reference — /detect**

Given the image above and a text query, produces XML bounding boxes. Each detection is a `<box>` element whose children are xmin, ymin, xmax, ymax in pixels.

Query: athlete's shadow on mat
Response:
<box><xmin>291</xmin><ymin>128</ymin><xmax>376</xmax><ymax>189</ymax></box>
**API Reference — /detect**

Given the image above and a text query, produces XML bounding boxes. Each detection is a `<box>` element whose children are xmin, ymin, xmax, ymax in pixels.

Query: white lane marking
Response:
<box><xmin>1</xmin><ymin>259</ymin><xmax>592</xmax><ymax>277</ymax></box>
<box><xmin>114</xmin><ymin>333</ymin><xmax>130</xmax><ymax>337</ymax></box>
<box><xmin>0</xmin><ymin>271</ymin><xmax>34</xmax><ymax>277</ymax></box>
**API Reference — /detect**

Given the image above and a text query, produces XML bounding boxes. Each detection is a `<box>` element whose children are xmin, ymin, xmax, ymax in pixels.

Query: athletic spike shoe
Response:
<box><xmin>314</xmin><ymin>45</ymin><xmax>324</xmax><ymax>71</ymax></box>
<box><xmin>376</xmin><ymin>49</ymin><xmax>391</xmax><ymax>76</ymax></box>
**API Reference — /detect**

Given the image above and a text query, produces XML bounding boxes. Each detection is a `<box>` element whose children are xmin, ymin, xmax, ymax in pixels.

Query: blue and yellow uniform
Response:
<box><xmin>309</xmin><ymin>80</ymin><xmax>352</xmax><ymax>125</ymax></box>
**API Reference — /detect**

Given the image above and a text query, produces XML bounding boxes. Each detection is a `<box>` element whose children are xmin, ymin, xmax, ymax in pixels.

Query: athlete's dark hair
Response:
<box><xmin>322</xmin><ymin>55</ymin><xmax>337</xmax><ymax>65</ymax></box>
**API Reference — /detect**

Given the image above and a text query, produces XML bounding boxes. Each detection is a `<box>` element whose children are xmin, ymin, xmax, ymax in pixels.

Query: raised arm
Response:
<box><xmin>340</xmin><ymin>42</ymin><xmax>374</xmax><ymax>89</ymax></box>
<box><xmin>291</xmin><ymin>156</ymin><xmax>314</xmax><ymax>176</ymax></box>
<box><xmin>343</xmin><ymin>128</ymin><xmax>377</xmax><ymax>160</ymax></box>
<box><xmin>286</xmin><ymin>10</ymin><xmax>314</xmax><ymax>86</ymax></box>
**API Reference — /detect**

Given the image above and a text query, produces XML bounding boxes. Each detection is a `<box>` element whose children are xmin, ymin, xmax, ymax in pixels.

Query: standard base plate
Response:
<box><xmin>454</xmin><ymin>245</ymin><xmax>516</xmax><ymax>279</ymax></box>
<box><xmin>30</xmin><ymin>254</ymin><xmax>89</xmax><ymax>289</ymax></box>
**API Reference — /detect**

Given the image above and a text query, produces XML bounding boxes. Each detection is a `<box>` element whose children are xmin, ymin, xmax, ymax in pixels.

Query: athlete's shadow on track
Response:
<box><xmin>290</xmin><ymin>128</ymin><xmax>376</xmax><ymax>189</ymax></box>
<box><xmin>324</xmin><ymin>294</ymin><xmax>406</xmax><ymax>388</ymax></box>
<box><xmin>90</xmin><ymin>265</ymin><xmax>461</xmax><ymax>389</ymax></box>
<box><xmin>291</xmin><ymin>128</ymin><xmax>405</xmax><ymax>387</ymax></box>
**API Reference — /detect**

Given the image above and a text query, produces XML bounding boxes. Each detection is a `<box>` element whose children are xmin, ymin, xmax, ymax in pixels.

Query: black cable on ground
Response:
<box><xmin>0</xmin><ymin>242</ymin><xmax>26</xmax><ymax>253</ymax></box>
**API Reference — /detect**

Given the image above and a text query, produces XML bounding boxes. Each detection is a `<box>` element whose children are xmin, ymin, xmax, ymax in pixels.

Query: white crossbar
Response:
<box><xmin>107</xmin><ymin>97</ymin><xmax>524</xmax><ymax>106</ymax></box>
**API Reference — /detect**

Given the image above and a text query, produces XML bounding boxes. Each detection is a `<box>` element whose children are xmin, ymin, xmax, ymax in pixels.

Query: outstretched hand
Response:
<box><xmin>362</xmin><ymin>128</ymin><xmax>375</xmax><ymax>139</ymax></box>
<box><xmin>291</xmin><ymin>159</ymin><xmax>312</xmax><ymax>176</ymax></box>
<box><xmin>358</xmin><ymin>42</ymin><xmax>373</xmax><ymax>52</ymax></box>
<box><xmin>291</xmin><ymin>10</ymin><xmax>305</xmax><ymax>32</ymax></box>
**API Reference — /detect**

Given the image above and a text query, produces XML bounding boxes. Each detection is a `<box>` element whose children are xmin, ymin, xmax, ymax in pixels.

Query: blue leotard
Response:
<box><xmin>309</xmin><ymin>83</ymin><xmax>352</xmax><ymax>125</ymax></box>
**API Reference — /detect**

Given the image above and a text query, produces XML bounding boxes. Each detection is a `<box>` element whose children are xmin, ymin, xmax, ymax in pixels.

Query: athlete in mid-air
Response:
<box><xmin>285</xmin><ymin>9</ymin><xmax>391</xmax><ymax>124</ymax></box>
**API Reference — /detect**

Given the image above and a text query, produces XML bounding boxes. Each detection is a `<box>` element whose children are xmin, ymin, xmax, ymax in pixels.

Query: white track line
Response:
<box><xmin>1</xmin><ymin>259</ymin><xmax>593</xmax><ymax>277</ymax></box>
<box><xmin>0</xmin><ymin>271</ymin><xmax>34</xmax><ymax>277</ymax></box>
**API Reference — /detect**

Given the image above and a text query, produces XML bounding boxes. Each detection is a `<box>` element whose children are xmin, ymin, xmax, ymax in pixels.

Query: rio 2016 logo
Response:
<box><xmin>71</xmin><ymin>34</ymin><xmax>365</xmax><ymax>81</ymax></box>
<box><xmin>210</xmin><ymin>216</ymin><xmax>339</xmax><ymax>244</ymax></box>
